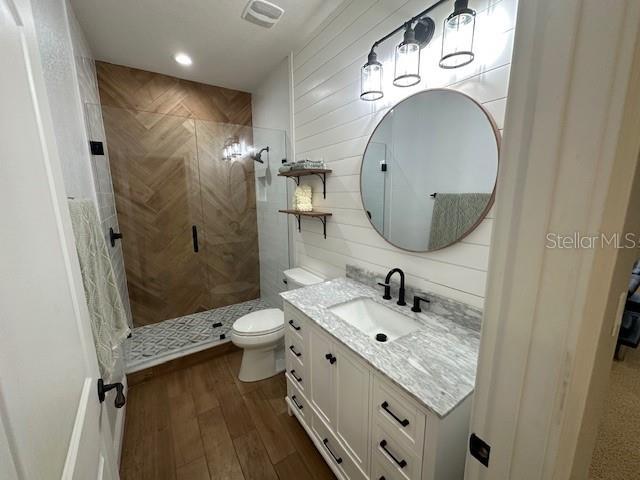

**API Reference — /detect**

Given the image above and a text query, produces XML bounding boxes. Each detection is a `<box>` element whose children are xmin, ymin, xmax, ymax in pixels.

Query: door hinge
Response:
<box><xmin>469</xmin><ymin>433</ymin><xmax>490</xmax><ymax>467</ymax></box>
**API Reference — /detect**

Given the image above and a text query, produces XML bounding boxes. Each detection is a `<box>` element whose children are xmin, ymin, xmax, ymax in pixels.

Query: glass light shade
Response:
<box><xmin>440</xmin><ymin>5</ymin><xmax>476</xmax><ymax>69</ymax></box>
<box><xmin>393</xmin><ymin>29</ymin><xmax>421</xmax><ymax>87</ymax></box>
<box><xmin>361</xmin><ymin>51</ymin><xmax>383</xmax><ymax>101</ymax></box>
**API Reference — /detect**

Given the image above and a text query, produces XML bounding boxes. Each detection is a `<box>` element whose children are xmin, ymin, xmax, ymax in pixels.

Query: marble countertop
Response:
<box><xmin>280</xmin><ymin>277</ymin><xmax>481</xmax><ymax>418</ymax></box>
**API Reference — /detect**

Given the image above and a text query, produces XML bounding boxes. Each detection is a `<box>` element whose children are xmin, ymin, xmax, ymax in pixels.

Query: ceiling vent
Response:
<box><xmin>241</xmin><ymin>0</ymin><xmax>284</xmax><ymax>28</ymax></box>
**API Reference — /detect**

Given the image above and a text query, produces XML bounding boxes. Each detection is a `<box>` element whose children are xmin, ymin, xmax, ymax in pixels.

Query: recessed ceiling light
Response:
<box><xmin>174</xmin><ymin>53</ymin><xmax>192</xmax><ymax>66</ymax></box>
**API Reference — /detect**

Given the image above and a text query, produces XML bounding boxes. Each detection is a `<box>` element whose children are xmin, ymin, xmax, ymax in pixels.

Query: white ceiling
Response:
<box><xmin>70</xmin><ymin>0</ymin><xmax>344</xmax><ymax>92</ymax></box>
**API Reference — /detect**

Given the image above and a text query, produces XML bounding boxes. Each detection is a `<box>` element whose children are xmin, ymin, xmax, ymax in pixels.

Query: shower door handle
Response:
<box><xmin>192</xmin><ymin>225</ymin><xmax>199</xmax><ymax>253</ymax></box>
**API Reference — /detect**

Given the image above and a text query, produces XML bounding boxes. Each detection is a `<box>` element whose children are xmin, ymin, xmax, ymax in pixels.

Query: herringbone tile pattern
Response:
<box><xmin>96</xmin><ymin>62</ymin><xmax>252</xmax><ymax>125</ymax></box>
<box><xmin>97</xmin><ymin>63</ymin><xmax>259</xmax><ymax>327</ymax></box>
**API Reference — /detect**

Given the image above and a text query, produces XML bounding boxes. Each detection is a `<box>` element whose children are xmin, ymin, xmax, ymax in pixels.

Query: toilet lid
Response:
<box><xmin>232</xmin><ymin>308</ymin><xmax>284</xmax><ymax>336</ymax></box>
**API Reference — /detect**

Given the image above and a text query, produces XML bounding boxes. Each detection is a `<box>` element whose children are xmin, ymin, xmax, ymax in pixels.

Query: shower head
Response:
<box><xmin>251</xmin><ymin>146</ymin><xmax>269</xmax><ymax>164</ymax></box>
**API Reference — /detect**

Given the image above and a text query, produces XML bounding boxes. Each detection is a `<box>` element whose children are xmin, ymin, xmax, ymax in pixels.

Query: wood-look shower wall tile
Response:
<box><xmin>96</xmin><ymin>62</ymin><xmax>252</xmax><ymax>125</ymax></box>
<box><xmin>97</xmin><ymin>63</ymin><xmax>257</xmax><ymax>326</ymax></box>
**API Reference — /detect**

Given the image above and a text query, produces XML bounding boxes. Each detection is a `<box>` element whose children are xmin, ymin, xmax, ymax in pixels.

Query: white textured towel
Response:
<box><xmin>68</xmin><ymin>199</ymin><xmax>130</xmax><ymax>381</ymax></box>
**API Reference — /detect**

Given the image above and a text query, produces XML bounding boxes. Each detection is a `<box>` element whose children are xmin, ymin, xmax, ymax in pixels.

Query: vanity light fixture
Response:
<box><xmin>439</xmin><ymin>0</ymin><xmax>476</xmax><ymax>69</ymax></box>
<box><xmin>360</xmin><ymin>49</ymin><xmax>384</xmax><ymax>101</ymax></box>
<box><xmin>174</xmin><ymin>52</ymin><xmax>193</xmax><ymax>66</ymax></box>
<box><xmin>393</xmin><ymin>23</ymin><xmax>421</xmax><ymax>87</ymax></box>
<box><xmin>359</xmin><ymin>0</ymin><xmax>476</xmax><ymax>101</ymax></box>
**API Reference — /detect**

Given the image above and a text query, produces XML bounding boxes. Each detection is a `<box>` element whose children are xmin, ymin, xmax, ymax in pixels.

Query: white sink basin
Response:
<box><xmin>328</xmin><ymin>297</ymin><xmax>420</xmax><ymax>342</ymax></box>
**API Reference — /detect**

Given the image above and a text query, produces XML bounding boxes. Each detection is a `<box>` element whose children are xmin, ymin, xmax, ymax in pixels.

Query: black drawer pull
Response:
<box><xmin>289</xmin><ymin>345</ymin><xmax>302</xmax><ymax>357</ymax></box>
<box><xmin>290</xmin><ymin>369</ymin><xmax>302</xmax><ymax>383</ymax></box>
<box><xmin>291</xmin><ymin>395</ymin><xmax>303</xmax><ymax>410</ymax></box>
<box><xmin>325</xmin><ymin>353</ymin><xmax>337</xmax><ymax>364</ymax></box>
<box><xmin>380</xmin><ymin>440</ymin><xmax>407</xmax><ymax>468</ymax></box>
<box><xmin>379</xmin><ymin>477</ymin><xmax>386</xmax><ymax>480</ymax></box>
<box><xmin>322</xmin><ymin>438</ymin><xmax>343</xmax><ymax>464</ymax></box>
<box><xmin>381</xmin><ymin>401</ymin><xmax>410</xmax><ymax>427</ymax></box>
<box><xmin>288</xmin><ymin>319</ymin><xmax>301</xmax><ymax>331</ymax></box>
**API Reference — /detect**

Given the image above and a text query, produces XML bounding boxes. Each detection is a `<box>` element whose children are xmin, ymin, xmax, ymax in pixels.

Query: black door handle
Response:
<box><xmin>290</xmin><ymin>369</ymin><xmax>302</xmax><ymax>383</ymax></box>
<box><xmin>289</xmin><ymin>345</ymin><xmax>302</xmax><ymax>357</ymax></box>
<box><xmin>379</xmin><ymin>440</ymin><xmax>407</xmax><ymax>468</ymax></box>
<box><xmin>325</xmin><ymin>353</ymin><xmax>336</xmax><ymax>364</ymax></box>
<box><xmin>381</xmin><ymin>401</ymin><xmax>410</xmax><ymax>427</ymax></box>
<box><xmin>322</xmin><ymin>438</ymin><xmax>343</xmax><ymax>464</ymax></box>
<box><xmin>97</xmin><ymin>379</ymin><xmax>126</xmax><ymax>408</ymax></box>
<box><xmin>192</xmin><ymin>225</ymin><xmax>199</xmax><ymax>252</ymax></box>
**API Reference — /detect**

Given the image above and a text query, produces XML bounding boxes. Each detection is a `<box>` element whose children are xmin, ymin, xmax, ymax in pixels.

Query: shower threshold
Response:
<box><xmin>124</xmin><ymin>298</ymin><xmax>271</xmax><ymax>373</ymax></box>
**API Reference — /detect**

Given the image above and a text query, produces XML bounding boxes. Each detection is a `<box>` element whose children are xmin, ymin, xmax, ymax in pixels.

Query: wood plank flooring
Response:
<box><xmin>121</xmin><ymin>350</ymin><xmax>336</xmax><ymax>480</ymax></box>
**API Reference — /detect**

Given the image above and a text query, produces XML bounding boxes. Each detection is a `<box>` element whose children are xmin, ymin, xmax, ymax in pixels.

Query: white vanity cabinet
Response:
<box><xmin>283</xmin><ymin>303</ymin><xmax>472</xmax><ymax>480</ymax></box>
<box><xmin>308</xmin><ymin>325</ymin><xmax>371</xmax><ymax>478</ymax></box>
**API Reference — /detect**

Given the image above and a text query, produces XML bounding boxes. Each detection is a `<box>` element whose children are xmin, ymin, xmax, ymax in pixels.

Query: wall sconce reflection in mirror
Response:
<box><xmin>360</xmin><ymin>0</ymin><xmax>476</xmax><ymax>101</ymax></box>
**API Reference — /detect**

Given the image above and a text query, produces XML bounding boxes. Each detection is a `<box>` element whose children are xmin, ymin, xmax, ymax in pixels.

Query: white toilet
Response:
<box><xmin>231</xmin><ymin>267</ymin><xmax>324</xmax><ymax>382</ymax></box>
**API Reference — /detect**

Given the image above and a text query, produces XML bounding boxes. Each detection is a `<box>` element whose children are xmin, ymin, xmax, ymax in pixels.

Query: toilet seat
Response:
<box><xmin>232</xmin><ymin>308</ymin><xmax>284</xmax><ymax>337</ymax></box>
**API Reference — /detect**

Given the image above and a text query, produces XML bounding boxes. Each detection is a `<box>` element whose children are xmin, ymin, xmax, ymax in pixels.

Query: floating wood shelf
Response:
<box><xmin>279</xmin><ymin>209</ymin><xmax>332</xmax><ymax>238</ymax></box>
<box><xmin>278</xmin><ymin>169</ymin><xmax>332</xmax><ymax>198</ymax></box>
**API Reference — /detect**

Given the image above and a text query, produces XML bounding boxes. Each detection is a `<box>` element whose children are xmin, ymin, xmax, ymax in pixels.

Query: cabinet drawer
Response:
<box><xmin>286</xmin><ymin>376</ymin><xmax>309</xmax><ymax>426</ymax></box>
<box><xmin>284</xmin><ymin>305</ymin><xmax>307</xmax><ymax>340</ymax></box>
<box><xmin>312</xmin><ymin>412</ymin><xmax>366</xmax><ymax>480</ymax></box>
<box><xmin>372</xmin><ymin>453</ymin><xmax>404</xmax><ymax>480</ymax></box>
<box><xmin>286</xmin><ymin>333</ymin><xmax>305</xmax><ymax>364</ymax></box>
<box><xmin>372</xmin><ymin>422</ymin><xmax>421</xmax><ymax>480</ymax></box>
<box><xmin>286</xmin><ymin>355</ymin><xmax>306</xmax><ymax>393</ymax></box>
<box><xmin>373</xmin><ymin>376</ymin><xmax>426</xmax><ymax>453</ymax></box>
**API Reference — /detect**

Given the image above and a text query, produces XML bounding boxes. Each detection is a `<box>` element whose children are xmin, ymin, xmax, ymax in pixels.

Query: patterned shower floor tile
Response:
<box><xmin>124</xmin><ymin>298</ymin><xmax>271</xmax><ymax>370</ymax></box>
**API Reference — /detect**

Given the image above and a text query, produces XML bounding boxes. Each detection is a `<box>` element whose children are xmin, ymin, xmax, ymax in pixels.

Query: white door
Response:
<box><xmin>335</xmin><ymin>345</ymin><xmax>371</xmax><ymax>474</ymax></box>
<box><xmin>309</xmin><ymin>327</ymin><xmax>337</xmax><ymax>428</ymax></box>
<box><xmin>0</xmin><ymin>1</ymin><xmax>117</xmax><ymax>479</ymax></box>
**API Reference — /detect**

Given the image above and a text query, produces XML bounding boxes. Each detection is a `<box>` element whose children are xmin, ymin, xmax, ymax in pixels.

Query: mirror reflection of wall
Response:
<box><xmin>361</xmin><ymin>89</ymin><xmax>499</xmax><ymax>252</ymax></box>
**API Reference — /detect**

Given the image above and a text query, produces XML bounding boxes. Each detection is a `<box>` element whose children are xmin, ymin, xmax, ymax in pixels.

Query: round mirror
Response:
<box><xmin>360</xmin><ymin>89</ymin><xmax>499</xmax><ymax>252</ymax></box>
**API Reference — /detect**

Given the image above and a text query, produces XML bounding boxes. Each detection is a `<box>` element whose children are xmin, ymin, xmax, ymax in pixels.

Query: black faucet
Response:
<box><xmin>378</xmin><ymin>268</ymin><xmax>406</xmax><ymax>306</ymax></box>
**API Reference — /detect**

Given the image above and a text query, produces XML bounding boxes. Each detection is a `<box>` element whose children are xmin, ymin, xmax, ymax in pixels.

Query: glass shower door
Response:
<box><xmin>194</xmin><ymin>121</ymin><xmax>289</xmax><ymax>309</ymax></box>
<box><xmin>194</xmin><ymin>121</ymin><xmax>261</xmax><ymax>309</ymax></box>
<box><xmin>102</xmin><ymin>106</ymin><xmax>210</xmax><ymax>326</ymax></box>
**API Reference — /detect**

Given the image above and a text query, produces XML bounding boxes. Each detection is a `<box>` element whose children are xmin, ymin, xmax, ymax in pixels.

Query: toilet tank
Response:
<box><xmin>283</xmin><ymin>267</ymin><xmax>324</xmax><ymax>290</ymax></box>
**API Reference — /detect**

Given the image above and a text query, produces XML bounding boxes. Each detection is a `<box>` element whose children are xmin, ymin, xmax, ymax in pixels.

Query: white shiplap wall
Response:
<box><xmin>291</xmin><ymin>0</ymin><xmax>517</xmax><ymax>308</ymax></box>
<box><xmin>252</xmin><ymin>57</ymin><xmax>294</xmax><ymax>308</ymax></box>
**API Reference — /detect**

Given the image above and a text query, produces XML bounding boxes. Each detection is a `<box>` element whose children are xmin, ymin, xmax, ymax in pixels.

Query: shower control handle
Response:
<box><xmin>192</xmin><ymin>225</ymin><xmax>199</xmax><ymax>253</ymax></box>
